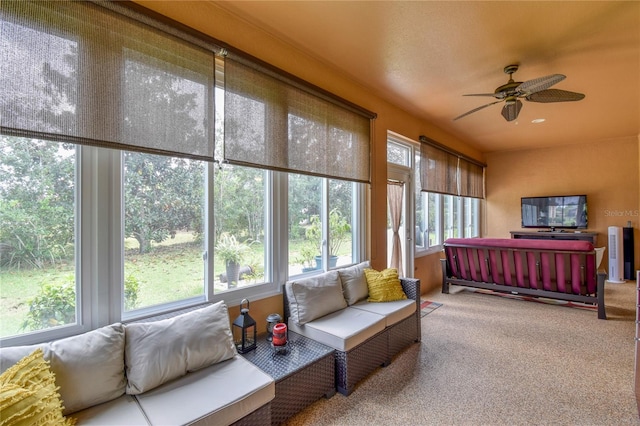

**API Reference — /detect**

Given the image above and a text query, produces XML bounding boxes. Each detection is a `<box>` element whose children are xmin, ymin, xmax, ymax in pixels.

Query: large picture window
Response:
<box><xmin>1</xmin><ymin>0</ymin><xmax>370</xmax><ymax>345</ymax></box>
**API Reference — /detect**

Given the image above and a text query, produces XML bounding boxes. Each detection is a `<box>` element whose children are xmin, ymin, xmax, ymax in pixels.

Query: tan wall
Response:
<box><xmin>485</xmin><ymin>137</ymin><xmax>640</xmax><ymax>273</ymax></box>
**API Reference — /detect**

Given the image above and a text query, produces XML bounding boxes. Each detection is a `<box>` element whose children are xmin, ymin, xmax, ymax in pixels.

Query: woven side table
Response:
<box><xmin>241</xmin><ymin>331</ymin><xmax>335</xmax><ymax>425</ymax></box>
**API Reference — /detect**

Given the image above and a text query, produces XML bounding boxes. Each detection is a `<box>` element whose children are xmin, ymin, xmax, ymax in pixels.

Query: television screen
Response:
<box><xmin>521</xmin><ymin>195</ymin><xmax>587</xmax><ymax>229</ymax></box>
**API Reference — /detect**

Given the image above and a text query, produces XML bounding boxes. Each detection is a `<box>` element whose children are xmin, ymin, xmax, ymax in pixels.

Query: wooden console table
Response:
<box><xmin>510</xmin><ymin>230</ymin><xmax>598</xmax><ymax>245</ymax></box>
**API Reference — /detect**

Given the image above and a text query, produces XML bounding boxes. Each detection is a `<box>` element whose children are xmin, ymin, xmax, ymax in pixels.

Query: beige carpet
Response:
<box><xmin>284</xmin><ymin>281</ymin><xmax>639</xmax><ymax>425</ymax></box>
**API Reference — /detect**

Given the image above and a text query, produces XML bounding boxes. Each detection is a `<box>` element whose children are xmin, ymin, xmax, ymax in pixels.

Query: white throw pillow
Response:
<box><xmin>286</xmin><ymin>271</ymin><xmax>347</xmax><ymax>325</ymax></box>
<box><xmin>124</xmin><ymin>301</ymin><xmax>236</xmax><ymax>395</ymax></box>
<box><xmin>338</xmin><ymin>261</ymin><xmax>371</xmax><ymax>305</ymax></box>
<box><xmin>0</xmin><ymin>323</ymin><xmax>126</xmax><ymax>415</ymax></box>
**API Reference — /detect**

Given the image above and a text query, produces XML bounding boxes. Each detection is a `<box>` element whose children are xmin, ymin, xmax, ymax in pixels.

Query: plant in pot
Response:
<box><xmin>296</xmin><ymin>242</ymin><xmax>319</xmax><ymax>273</ymax></box>
<box><xmin>305</xmin><ymin>208</ymin><xmax>351</xmax><ymax>270</ymax></box>
<box><xmin>215</xmin><ymin>233</ymin><xmax>250</xmax><ymax>289</ymax></box>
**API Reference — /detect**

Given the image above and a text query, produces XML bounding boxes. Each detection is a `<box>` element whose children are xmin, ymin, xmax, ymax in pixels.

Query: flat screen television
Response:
<box><xmin>521</xmin><ymin>195</ymin><xmax>587</xmax><ymax>230</ymax></box>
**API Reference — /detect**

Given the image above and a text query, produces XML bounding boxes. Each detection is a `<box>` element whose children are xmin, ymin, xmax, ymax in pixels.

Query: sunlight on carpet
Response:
<box><xmin>420</xmin><ymin>299</ymin><xmax>443</xmax><ymax>317</ymax></box>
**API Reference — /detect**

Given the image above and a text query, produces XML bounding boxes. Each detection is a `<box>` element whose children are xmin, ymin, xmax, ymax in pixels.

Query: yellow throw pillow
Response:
<box><xmin>364</xmin><ymin>268</ymin><xmax>407</xmax><ymax>302</ymax></box>
<box><xmin>0</xmin><ymin>348</ymin><xmax>75</xmax><ymax>426</ymax></box>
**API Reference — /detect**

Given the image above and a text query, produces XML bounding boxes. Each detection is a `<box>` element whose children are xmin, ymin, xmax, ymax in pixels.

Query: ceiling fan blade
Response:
<box><xmin>526</xmin><ymin>89</ymin><xmax>585</xmax><ymax>103</ymax></box>
<box><xmin>501</xmin><ymin>99</ymin><xmax>523</xmax><ymax>121</ymax></box>
<box><xmin>516</xmin><ymin>74</ymin><xmax>565</xmax><ymax>95</ymax></box>
<box><xmin>463</xmin><ymin>93</ymin><xmax>506</xmax><ymax>99</ymax></box>
<box><xmin>453</xmin><ymin>99</ymin><xmax>504</xmax><ymax>121</ymax></box>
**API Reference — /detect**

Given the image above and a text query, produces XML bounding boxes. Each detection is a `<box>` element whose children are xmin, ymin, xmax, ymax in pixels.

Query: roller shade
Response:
<box><xmin>1</xmin><ymin>0</ymin><xmax>216</xmax><ymax>161</ymax></box>
<box><xmin>224</xmin><ymin>56</ymin><xmax>375</xmax><ymax>183</ymax></box>
<box><xmin>419</xmin><ymin>135</ymin><xmax>485</xmax><ymax>198</ymax></box>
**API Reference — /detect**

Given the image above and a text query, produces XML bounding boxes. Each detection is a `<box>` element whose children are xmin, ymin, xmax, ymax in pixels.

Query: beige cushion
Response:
<box><xmin>125</xmin><ymin>301</ymin><xmax>237</xmax><ymax>395</ymax></box>
<box><xmin>351</xmin><ymin>298</ymin><xmax>416</xmax><ymax>327</ymax></box>
<box><xmin>286</xmin><ymin>271</ymin><xmax>347</xmax><ymax>325</ymax></box>
<box><xmin>338</xmin><ymin>261</ymin><xmax>370</xmax><ymax>305</ymax></box>
<box><xmin>135</xmin><ymin>356</ymin><xmax>275</xmax><ymax>426</ymax></box>
<box><xmin>287</xmin><ymin>307</ymin><xmax>386</xmax><ymax>352</ymax></box>
<box><xmin>0</xmin><ymin>323</ymin><xmax>126</xmax><ymax>415</ymax></box>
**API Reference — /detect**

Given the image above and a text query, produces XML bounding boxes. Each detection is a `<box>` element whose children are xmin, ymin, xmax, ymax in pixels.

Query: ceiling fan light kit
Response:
<box><xmin>454</xmin><ymin>64</ymin><xmax>585</xmax><ymax>122</ymax></box>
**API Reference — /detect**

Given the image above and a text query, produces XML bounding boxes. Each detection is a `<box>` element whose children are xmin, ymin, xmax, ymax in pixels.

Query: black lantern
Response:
<box><xmin>232</xmin><ymin>299</ymin><xmax>257</xmax><ymax>353</ymax></box>
<box><xmin>266</xmin><ymin>313</ymin><xmax>282</xmax><ymax>342</ymax></box>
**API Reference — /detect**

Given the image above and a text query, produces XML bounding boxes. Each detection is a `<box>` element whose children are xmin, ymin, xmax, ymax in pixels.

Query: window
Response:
<box><xmin>288</xmin><ymin>173</ymin><xmax>323</xmax><ymax>274</ymax></box>
<box><xmin>387</xmin><ymin>140</ymin><xmax>411</xmax><ymax>166</ymax></box>
<box><xmin>0</xmin><ymin>137</ymin><xmax>78</xmax><ymax>339</ymax></box>
<box><xmin>288</xmin><ymin>174</ymin><xmax>359</xmax><ymax>276</ymax></box>
<box><xmin>387</xmin><ymin>135</ymin><xmax>483</xmax><ymax>255</ymax></box>
<box><xmin>1</xmin><ymin>1</ymin><xmax>368</xmax><ymax>346</ymax></box>
<box><xmin>213</xmin><ymin>164</ymin><xmax>266</xmax><ymax>291</ymax></box>
<box><xmin>123</xmin><ymin>152</ymin><xmax>206</xmax><ymax>312</ymax></box>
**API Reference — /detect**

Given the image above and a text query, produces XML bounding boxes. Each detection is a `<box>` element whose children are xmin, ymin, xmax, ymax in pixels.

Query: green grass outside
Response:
<box><xmin>0</xmin><ymin>233</ymin><xmax>333</xmax><ymax>338</ymax></box>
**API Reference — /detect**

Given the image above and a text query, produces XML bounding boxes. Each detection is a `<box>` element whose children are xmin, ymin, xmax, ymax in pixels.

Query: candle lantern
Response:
<box><xmin>272</xmin><ymin>323</ymin><xmax>288</xmax><ymax>346</ymax></box>
<box><xmin>271</xmin><ymin>322</ymin><xmax>289</xmax><ymax>355</ymax></box>
<box><xmin>232</xmin><ymin>299</ymin><xmax>257</xmax><ymax>354</ymax></box>
<box><xmin>266</xmin><ymin>313</ymin><xmax>282</xmax><ymax>342</ymax></box>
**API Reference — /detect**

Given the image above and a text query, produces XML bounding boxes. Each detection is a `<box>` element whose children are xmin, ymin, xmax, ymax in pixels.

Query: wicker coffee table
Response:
<box><xmin>241</xmin><ymin>331</ymin><xmax>335</xmax><ymax>425</ymax></box>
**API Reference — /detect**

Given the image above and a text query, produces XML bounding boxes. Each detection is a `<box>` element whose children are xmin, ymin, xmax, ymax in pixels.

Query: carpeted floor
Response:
<box><xmin>420</xmin><ymin>299</ymin><xmax>443</xmax><ymax>317</ymax></box>
<box><xmin>284</xmin><ymin>281</ymin><xmax>639</xmax><ymax>425</ymax></box>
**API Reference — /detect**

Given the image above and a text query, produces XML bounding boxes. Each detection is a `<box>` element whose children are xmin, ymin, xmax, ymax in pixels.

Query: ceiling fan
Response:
<box><xmin>453</xmin><ymin>64</ymin><xmax>585</xmax><ymax>122</ymax></box>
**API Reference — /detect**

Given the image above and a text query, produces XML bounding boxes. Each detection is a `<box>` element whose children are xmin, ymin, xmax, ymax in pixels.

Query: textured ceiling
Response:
<box><xmin>142</xmin><ymin>1</ymin><xmax>640</xmax><ymax>154</ymax></box>
<box><xmin>212</xmin><ymin>1</ymin><xmax>640</xmax><ymax>153</ymax></box>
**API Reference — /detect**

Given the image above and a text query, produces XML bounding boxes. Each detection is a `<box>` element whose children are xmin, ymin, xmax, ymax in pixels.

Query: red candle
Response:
<box><xmin>272</xmin><ymin>323</ymin><xmax>287</xmax><ymax>346</ymax></box>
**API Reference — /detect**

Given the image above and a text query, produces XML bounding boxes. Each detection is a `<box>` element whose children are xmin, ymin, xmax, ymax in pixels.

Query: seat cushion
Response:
<box><xmin>0</xmin><ymin>323</ymin><xmax>126</xmax><ymax>415</ymax></box>
<box><xmin>71</xmin><ymin>395</ymin><xmax>148</xmax><ymax>425</ymax></box>
<box><xmin>287</xmin><ymin>307</ymin><xmax>385</xmax><ymax>352</ymax></box>
<box><xmin>125</xmin><ymin>301</ymin><xmax>237</xmax><ymax>395</ymax></box>
<box><xmin>135</xmin><ymin>356</ymin><xmax>274</xmax><ymax>426</ymax></box>
<box><xmin>285</xmin><ymin>271</ymin><xmax>347</xmax><ymax>325</ymax></box>
<box><xmin>350</xmin><ymin>299</ymin><xmax>416</xmax><ymax>327</ymax></box>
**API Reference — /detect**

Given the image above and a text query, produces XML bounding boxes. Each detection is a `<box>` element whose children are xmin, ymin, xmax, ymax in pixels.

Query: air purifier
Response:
<box><xmin>608</xmin><ymin>226</ymin><xmax>625</xmax><ymax>283</ymax></box>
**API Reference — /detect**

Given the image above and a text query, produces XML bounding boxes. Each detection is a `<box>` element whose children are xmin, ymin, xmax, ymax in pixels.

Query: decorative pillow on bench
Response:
<box><xmin>338</xmin><ymin>261</ymin><xmax>371</xmax><ymax>305</ymax></box>
<box><xmin>286</xmin><ymin>271</ymin><xmax>347</xmax><ymax>325</ymax></box>
<box><xmin>0</xmin><ymin>348</ymin><xmax>75</xmax><ymax>426</ymax></box>
<box><xmin>364</xmin><ymin>268</ymin><xmax>407</xmax><ymax>302</ymax></box>
<box><xmin>0</xmin><ymin>323</ymin><xmax>126</xmax><ymax>416</ymax></box>
<box><xmin>124</xmin><ymin>301</ymin><xmax>237</xmax><ymax>395</ymax></box>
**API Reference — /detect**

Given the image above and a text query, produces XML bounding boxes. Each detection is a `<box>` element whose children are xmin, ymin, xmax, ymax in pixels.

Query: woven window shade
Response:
<box><xmin>224</xmin><ymin>57</ymin><xmax>374</xmax><ymax>183</ymax></box>
<box><xmin>419</xmin><ymin>143</ymin><xmax>459</xmax><ymax>195</ymax></box>
<box><xmin>419</xmin><ymin>137</ymin><xmax>485</xmax><ymax>199</ymax></box>
<box><xmin>1</xmin><ymin>0</ymin><xmax>216</xmax><ymax>161</ymax></box>
<box><xmin>458</xmin><ymin>159</ymin><xmax>484</xmax><ymax>198</ymax></box>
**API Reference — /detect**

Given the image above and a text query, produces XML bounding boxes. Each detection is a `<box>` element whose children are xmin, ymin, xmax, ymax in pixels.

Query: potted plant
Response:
<box><xmin>215</xmin><ymin>233</ymin><xmax>250</xmax><ymax>288</ymax></box>
<box><xmin>305</xmin><ymin>208</ymin><xmax>351</xmax><ymax>269</ymax></box>
<box><xmin>296</xmin><ymin>242</ymin><xmax>318</xmax><ymax>273</ymax></box>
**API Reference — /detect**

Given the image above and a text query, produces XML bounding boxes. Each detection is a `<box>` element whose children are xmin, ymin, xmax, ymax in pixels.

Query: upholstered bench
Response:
<box><xmin>0</xmin><ymin>301</ymin><xmax>275</xmax><ymax>425</ymax></box>
<box><xmin>283</xmin><ymin>262</ymin><xmax>421</xmax><ymax>395</ymax></box>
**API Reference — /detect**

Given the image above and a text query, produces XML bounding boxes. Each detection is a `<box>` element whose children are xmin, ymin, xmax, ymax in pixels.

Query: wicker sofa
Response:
<box><xmin>0</xmin><ymin>302</ymin><xmax>275</xmax><ymax>425</ymax></box>
<box><xmin>283</xmin><ymin>262</ymin><xmax>421</xmax><ymax>395</ymax></box>
<box><xmin>441</xmin><ymin>237</ymin><xmax>607</xmax><ymax>319</ymax></box>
